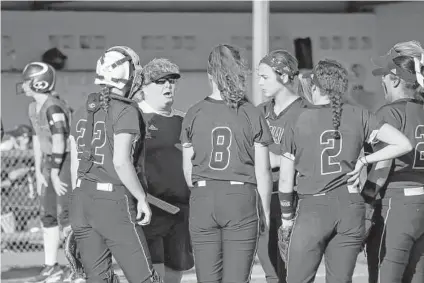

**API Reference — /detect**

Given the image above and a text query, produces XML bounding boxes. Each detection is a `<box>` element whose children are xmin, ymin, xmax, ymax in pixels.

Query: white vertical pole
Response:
<box><xmin>252</xmin><ymin>0</ymin><xmax>269</xmax><ymax>106</ymax></box>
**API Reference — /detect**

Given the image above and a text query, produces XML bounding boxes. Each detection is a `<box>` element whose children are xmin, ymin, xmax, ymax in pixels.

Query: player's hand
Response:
<box><xmin>36</xmin><ymin>171</ymin><xmax>48</xmax><ymax>196</ymax></box>
<box><xmin>136</xmin><ymin>198</ymin><xmax>152</xmax><ymax>226</ymax></box>
<box><xmin>347</xmin><ymin>159</ymin><xmax>366</xmax><ymax>188</ymax></box>
<box><xmin>51</xmin><ymin>174</ymin><xmax>68</xmax><ymax>196</ymax></box>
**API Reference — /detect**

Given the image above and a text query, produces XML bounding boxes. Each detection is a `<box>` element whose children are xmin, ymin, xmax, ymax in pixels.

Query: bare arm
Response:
<box><xmin>113</xmin><ymin>133</ymin><xmax>146</xmax><ymax>202</ymax></box>
<box><xmin>365</xmin><ymin>123</ymin><xmax>412</xmax><ymax>164</ymax></box>
<box><xmin>69</xmin><ymin>136</ymin><xmax>79</xmax><ymax>190</ymax></box>
<box><xmin>182</xmin><ymin>146</ymin><xmax>194</xmax><ymax>187</ymax></box>
<box><xmin>278</xmin><ymin>155</ymin><xmax>296</xmax><ymax>218</ymax></box>
<box><xmin>348</xmin><ymin>124</ymin><xmax>412</xmax><ymax>185</ymax></box>
<box><xmin>33</xmin><ymin>135</ymin><xmax>43</xmax><ymax>174</ymax></box>
<box><xmin>255</xmin><ymin>143</ymin><xmax>273</xmax><ymax>226</ymax></box>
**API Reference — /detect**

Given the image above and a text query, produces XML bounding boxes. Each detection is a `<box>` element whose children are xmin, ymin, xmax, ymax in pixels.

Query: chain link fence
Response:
<box><xmin>1</xmin><ymin>149</ymin><xmax>44</xmax><ymax>253</ymax></box>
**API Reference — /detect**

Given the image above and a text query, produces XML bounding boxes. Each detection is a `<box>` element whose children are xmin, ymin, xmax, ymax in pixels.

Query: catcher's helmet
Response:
<box><xmin>94</xmin><ymin>46</ymin><xmax>143</xmax><ymax>99</ymax></box>
<box><xmin>17</xmin><ymin>62</ymin><xmax>56</xmax><ymax>95</ymax></box>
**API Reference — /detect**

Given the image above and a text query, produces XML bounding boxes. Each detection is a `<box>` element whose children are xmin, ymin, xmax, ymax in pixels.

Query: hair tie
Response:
<box><xmin>414</xmin><ymin>53</ymin><xmax>424</xmax><ymax>88</ymax></box>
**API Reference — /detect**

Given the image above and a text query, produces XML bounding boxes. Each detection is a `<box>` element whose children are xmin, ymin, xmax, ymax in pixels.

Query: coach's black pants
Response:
<box><xmin>286</xmin><ymin>187</ymin><xmax>365</xmax><ymax>283</ymax></box>
<box><xmin>366</xmin><ymin>189</ymin><xmax>424</xmax><ymax>283</ymax></box>
<box><xmin>70</xmin><ymin>179</ymin><xmax>154</xmax><ymax>283</ymax></box>
<box><xmin>189</xmin><ymin>180</ymin><xmax>260</xmax><ymax>283</ymax></box>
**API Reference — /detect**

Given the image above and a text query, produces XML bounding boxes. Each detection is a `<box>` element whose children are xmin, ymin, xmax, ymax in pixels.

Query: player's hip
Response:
<box><xmin>190</xmin><ymin>180</ymin><xmax>260</xmax><ymax>226</ymax></box>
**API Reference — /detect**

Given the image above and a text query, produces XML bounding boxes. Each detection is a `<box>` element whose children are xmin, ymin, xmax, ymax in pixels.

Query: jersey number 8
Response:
<box><xmin>320</xmin><ymin>130</ymin><xmax>343</xmax><ymax>175</ymax></box>
<box><xmin>75</xmin><ymin>119</ymin><xmax>107</xmax><ymax>165</ymax></box>
<box><xmin>209</xmin><ymin>127</ymin><xmax>232</xmax><ymax>170</ymax></box>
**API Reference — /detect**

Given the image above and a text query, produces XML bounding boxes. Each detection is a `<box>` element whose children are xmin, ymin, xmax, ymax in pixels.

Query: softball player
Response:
<box><xmin>257</xmin><ymin>50</ymin><xmax>306</xmax><ymax>283</ymax></box>
<box><xmin>278</xmin><ymin>59</ymin><xmax>413</xmax><ymax>283</ymax></box>
<box><xmin>138</xmin><ymin>58</ymin><xmax>194</xmax><ymax>283</ymax></box>
<box><xmin>69</xmin><ymin>46</ymin><xmax>161</xmax><ymax>283</ymax></box>
<box><xmin>181</xmin><ymin>44</ymin><xmax>274</xmax><ymax>283</ymax></box>
<box><xmin>365</xmin><ymin>47</ymin><xmax>424</xmax><ymax>283</ymax></box>
<box><xmin>19</xmin><ymin>62</ymin><xmax>72</xmax><ymax>283</ymax></box>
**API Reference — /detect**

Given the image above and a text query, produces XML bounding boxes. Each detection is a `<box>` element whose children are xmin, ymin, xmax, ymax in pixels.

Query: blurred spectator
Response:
<box><xmin>1</xmin><ymin>124</ymin><xmax>33</xmax><ymax>151</ymax></box>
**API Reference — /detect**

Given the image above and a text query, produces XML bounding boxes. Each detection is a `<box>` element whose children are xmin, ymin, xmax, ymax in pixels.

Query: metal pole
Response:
<box><xmin>252</xmin><ymin>0</ymin><xmax>269</xmax><ymax>106</ymax></box>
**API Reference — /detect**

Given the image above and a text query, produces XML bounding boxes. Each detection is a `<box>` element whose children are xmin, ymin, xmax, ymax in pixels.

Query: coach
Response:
<box><xmin>137</xmin><ymin>58</ymin><xmax>194</xmax><ymax>283</ymax></box>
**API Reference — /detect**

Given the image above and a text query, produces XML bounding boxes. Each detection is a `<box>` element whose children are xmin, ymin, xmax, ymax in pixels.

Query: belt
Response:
<box><xmin>302</xmin><ymin>185</ymin><xmax>360</xmax><ymax>197</ymax></box>
<box><xmin>195</xmin><ymin>180</ymin><xmax>244</xmax><ymax>187</ymax></box>
<box><xmin>76</xmin><ymin>179</ymin><xmax>121</xmax><ymax>192</ymax></box>
<box><xmin>387</xmin><ymin>186</ymin><xmax>424</xmax><ymax>197</ymax></box>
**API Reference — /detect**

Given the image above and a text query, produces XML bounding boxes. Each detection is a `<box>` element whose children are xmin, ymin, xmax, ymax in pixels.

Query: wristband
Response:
<box><xmin>279</xmin><ymin>191</ymin><xmax>294</xmax><ymax>214</ymax></box>
<box><xmin>50</xmin><ymin>153</ymin><xmax>66</xmax><ymax>169</ymax></box>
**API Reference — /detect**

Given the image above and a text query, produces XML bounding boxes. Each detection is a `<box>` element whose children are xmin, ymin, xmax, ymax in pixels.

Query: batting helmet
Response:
<box><xmin>17</xmin><ymin>62</ymin><xmax>56</xmax><ymax>95</ymax></box>
<box><xmin>94</xmin><ymin>46</ymin><xmax>143</xmax><ymax>99</ymax></box>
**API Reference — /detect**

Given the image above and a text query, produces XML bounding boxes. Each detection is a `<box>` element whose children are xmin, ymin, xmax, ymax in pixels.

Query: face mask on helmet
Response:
<box><xmin>94</xmin><ymin>46</ymin><xmax>144</xmax><ymax>99</ymax></box>
<box><xmin>17</xmin><ymin>62</ymin><xmax>56</xmax><ymax>95</ymax></box>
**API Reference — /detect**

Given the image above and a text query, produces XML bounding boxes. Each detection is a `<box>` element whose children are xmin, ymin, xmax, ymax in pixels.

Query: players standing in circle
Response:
<box><xmin>69</xmin><ymin>46</ymin><xmax>161</xmax><ymax>283</ymax></box>
<box><xmin>18</xmin><ymin>62</ymin><xmax>73</xmax><ymax>283</ymax></box>
<box><xmin>181</xmin><ymin>44</ymin><xmax>274</xmax><ymax>283</ymax></box>
<box><xmin>278</xmin><ymin>59</ymin><xmax>413</xmax><ymax>283</ymax></box>
<box><xmin>137</xmin><ymin>58</ymin><xmax>194</xmax><ymax>283</ymax></box>
<box><xmin>364</xmin><ymin>44</ymin><xmax>424</xmax><ymax>283</ymax></box>
<box><xmin>256</xmin><ymin>50</ymin><xmax>305</xmax><ymax>283</ymax></box>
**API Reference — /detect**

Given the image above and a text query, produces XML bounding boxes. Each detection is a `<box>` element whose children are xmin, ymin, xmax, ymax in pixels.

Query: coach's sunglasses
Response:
<box><xmin>153</xmin><ymin>77</ymin><xmax>178</xmax><ymax>85</ymax></box>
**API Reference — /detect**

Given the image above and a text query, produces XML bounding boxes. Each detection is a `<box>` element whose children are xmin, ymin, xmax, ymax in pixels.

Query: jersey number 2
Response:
<box><xmin>76</xmin><ymin>119</ymin><xmax>107</xmax><ymax>165</ymax></box>
<box><xmin>209</xmin><ymin>127</ymin><xmax>232</xmax><ymax>170</ymax></box>
<box><xmin>320</xmin><ymin>130</ymin><xmax>342</xmax><ymax>175</ymax></box>
<box><xmin>413</xmin><ymin>125</ymin><xmax>424</xmax><ymax>169</ymax></box>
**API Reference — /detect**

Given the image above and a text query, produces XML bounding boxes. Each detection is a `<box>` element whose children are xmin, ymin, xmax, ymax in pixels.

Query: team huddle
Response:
<box><xmin>18</xmin><ymin>40</ymin><xmax>424</xmax><ymax>283</ymax></box>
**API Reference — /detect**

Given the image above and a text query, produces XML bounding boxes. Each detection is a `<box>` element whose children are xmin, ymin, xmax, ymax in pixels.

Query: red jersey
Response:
<box><xmin>70</xmin><ymin>95</ymin><xmax>145</xmax><ymax>184</ymax></box>
<box><xmin>281</xmin><ymin>104</ymin><xmax>384</xmax><ymax>195</ymax></box>
<box><xmin>29</xmin><ymin>96</ymin><xmax>71</xmax><ymax>154</ymax></box>
<box><xmin>180</xmin><ymin>97</ymin><xmax>274</xmax><ymax>184</ymax></box>
<box><xmin>375</xmin><ymin>99</ymin><xmax>424</xmax><ymax>189</ymax></box>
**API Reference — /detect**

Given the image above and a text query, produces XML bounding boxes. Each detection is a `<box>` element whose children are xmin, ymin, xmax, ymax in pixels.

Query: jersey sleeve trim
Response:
<box><xmin>367</xmin><ymin>120</ymin><xmax>385</xmax><ymax>144</ymax></box>
<box><xmin>283</xmin><ymin>152</ymin><xmax>295</xmax><ymax>161</ymax></box>
<box><xmin>114</xmin><ymin>129</ymin><xmax>141</xmax><ymax>136</ymax></box>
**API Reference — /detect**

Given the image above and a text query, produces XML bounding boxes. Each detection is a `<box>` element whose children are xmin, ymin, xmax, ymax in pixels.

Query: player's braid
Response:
<box><xmin>99</xmin><ymin>86</ymin><xmax>111</xmax><ymax>112</ymax></box>
<box><xmin>328</xmin><ymin>89</ymin><xmax>343</xmax><ymax>139</ymax></box>
<box><xmin>315</xmin><ymin>59</ymin><xmax>348</xmax><ymax>139</ymax></box>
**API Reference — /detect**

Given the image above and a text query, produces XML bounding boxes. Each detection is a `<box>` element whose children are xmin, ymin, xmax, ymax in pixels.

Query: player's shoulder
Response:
<box><xmin>239</xmin><ymin>100</ymin><xmax>264</xmax><ymax>116</ymax></box>
<box><xmin>375</xmin><ymin>101</ymin><xmax>406</xmax><ymax>119</ymax></box>
<box><xmin>257</xmin><ymin>99</ymin><xmax>273</xmax><ymax>116</ymax></box>
<box><xmin>184</xmin><ymin>99</ymin><xmax>208</xmax><ymax>118</ymax></box>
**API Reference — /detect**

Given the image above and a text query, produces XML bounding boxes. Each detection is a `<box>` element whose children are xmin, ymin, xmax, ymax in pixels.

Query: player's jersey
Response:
<box><xmin>70</xmin><ymin>94</ymin><xmax>145</xmax><ymax>185</ymax></box>
<box><xmin>29</xmin><ymin>96</ymin><xmax>71</xmax><ymax>155</ymax></box>
<box><xmin>281</xmin><ymin>103</ymin><xmax>384</xmax><ymax>195</ymax></box>
<box><xmin>375</xmin><ymin>98</ymin><xmax>424</xmax><ymax>189</ymax></box>
<box><xmin>139</xmin><ymin>101</ymin><xmax>190</xmax><ymax>204</ymax></box>
<box><xmin>181</xmin><ymin>97</ymin><xmax>274</xmax><ymax>184</ymax></box>
<box><xmin>258</xmin><ymin>97</ymin><xmax>306</xmax><ymax>181</ymax></box>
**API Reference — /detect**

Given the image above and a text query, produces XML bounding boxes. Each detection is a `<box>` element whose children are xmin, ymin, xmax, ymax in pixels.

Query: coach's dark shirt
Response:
<box><xmin>139</xmin><ymin>101</ymin><xmax>190</xmax><ymax>205</ymax></box>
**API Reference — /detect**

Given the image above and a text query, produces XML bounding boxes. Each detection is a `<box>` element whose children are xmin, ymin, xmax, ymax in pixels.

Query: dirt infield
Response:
<box><xmin>1</xmin><ymin>250</ymin><xmax>369</xmax><ymax>283</ymax></box>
